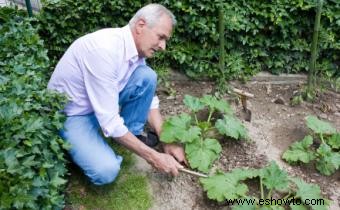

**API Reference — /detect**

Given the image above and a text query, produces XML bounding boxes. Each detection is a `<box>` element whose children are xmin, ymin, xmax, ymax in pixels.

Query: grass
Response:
<box><xmin>65</xmin><ymin>141</ymin><xmax>152</xmax><ymax>210</ymax></box>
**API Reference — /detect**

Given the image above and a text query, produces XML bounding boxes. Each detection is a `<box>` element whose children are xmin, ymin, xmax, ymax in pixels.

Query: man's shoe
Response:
<box><xmin>136</xmin><ymin>131</ymin><xmax>159</xmax><ymax>148</ymax></box>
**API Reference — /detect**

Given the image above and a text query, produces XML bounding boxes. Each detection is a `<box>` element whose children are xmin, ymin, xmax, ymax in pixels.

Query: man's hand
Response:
<box><xmin>148</xmin><ymin>152</ymin><xmax>183</xmax><ymax>176</ymax></box>
<box><xmin>163</xmin><ymin>143</ymin><xmax>188</xmax><ymax>166</ymax></box>
<box><xmin>147</xmin><ymin>109</ymin><xmax>188</xmax><ymax>173</ymax></box>
<box><xmin>115</xmin><ymin>132</ymin><xmax>183</xmax><ymax>176</ymax></box>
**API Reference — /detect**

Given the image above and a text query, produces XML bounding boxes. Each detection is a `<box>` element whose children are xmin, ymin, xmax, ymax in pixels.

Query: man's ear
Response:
<box><xmin>135</xmin><ymin>18</ymin><xmax>147</xmax><ymax>34</ymax></box>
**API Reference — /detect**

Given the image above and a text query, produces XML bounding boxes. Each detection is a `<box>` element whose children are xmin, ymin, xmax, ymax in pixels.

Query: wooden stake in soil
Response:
<box><xmin>232</xmin><ymin>88</ymin><xmax>254</xmax><ymax>122</ymax></box>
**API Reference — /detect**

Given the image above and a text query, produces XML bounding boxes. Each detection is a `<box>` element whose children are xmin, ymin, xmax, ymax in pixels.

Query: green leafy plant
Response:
<box><xmin>282</xmin><ymin>115</ymin><xmax>340</xmax><ymax>175</ymax></box>
<box><xmin>200</xmin><ymin>162</ymin><xmax>329</xmax><ymax>210</ymax></box>
<box><xmin>160</xmin><ymin>94</ymin><xmax>248</xmax><ymax>172</ymax></box>
<box><xmin>0</xmin><ymin>11</ymin><xmax>68</xmax><ymax>209</ymax></box>
<box><xmin>36</xmin><ymin>0</ymin><xmax>339</xmax><ymax>82</ymax></box>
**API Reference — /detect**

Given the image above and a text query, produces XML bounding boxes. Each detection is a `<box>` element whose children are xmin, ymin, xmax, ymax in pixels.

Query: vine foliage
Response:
<box><xmin>0</xmin><ymin>11</ymin><xmax>69</xmax><ymax>209</ymax></box>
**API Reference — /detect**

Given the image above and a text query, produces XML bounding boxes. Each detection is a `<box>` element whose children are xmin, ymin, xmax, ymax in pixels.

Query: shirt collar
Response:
<box><xmin>122</xmin><ymin>25</ymin><xmax>142</xmax><ymax>64</ymax></box>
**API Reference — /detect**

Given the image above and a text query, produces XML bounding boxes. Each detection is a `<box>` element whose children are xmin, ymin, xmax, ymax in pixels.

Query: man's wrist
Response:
<box><xmin>144</xmin><ymin>148</ymin><xmax>159</xmax><ymax>165</ymax></box>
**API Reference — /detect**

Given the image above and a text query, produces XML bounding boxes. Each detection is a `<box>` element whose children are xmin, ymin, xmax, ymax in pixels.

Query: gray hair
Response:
<box><xmin>129</xmin><ymin>4</ymin><xmax>176</xmax><ymax>28</ymax></box>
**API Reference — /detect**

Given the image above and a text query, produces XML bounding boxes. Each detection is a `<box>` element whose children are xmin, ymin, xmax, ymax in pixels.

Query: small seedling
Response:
<box><xmin>282</xmin><ymin>115</ymin><xmax>340</xmax><ymax>175</ymax></box>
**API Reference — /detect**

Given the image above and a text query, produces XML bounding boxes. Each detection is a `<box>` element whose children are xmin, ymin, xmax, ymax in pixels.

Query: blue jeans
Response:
<box><xmin>60</xmin><ymin>65</ymin><xmax>157</xmax><ymax>185</ymax></box>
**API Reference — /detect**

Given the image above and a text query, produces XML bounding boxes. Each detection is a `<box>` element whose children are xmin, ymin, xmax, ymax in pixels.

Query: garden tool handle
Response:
<box><xmin>179</xmin><ymin>168</ymin><xmax>208</xmax><ymax>178</ymax></box>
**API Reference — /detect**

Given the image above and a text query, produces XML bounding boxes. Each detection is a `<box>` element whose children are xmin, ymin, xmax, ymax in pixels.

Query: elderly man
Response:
<box><xmin>48</xmin><ymin>4</ymin><xmax>186</xmax><ymax>185</ymax></box>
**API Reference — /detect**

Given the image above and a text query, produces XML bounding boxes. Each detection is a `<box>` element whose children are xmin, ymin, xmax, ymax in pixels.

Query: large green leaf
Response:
<box><xmin>186</xmin><ymin>138</ymin><xmax>221</xmax><ymax>173</ymax></box>
<box><xmin>229</xmin><ymin>168</ymin><xmax>260</xmax><ymax>180</ymax></box>
<box><xmin>175</xmin><ymin>126</ymin><xmax>201</xmax><ymax>144</ymax></box>
<box><xmin>282</xmin><ymin>136</ymin><xmax>316</xmax><ymax>164</ymax></box>
<box><xmin>160</xmin><ymin>113</ymin><xmax>192</xmax><ymax>143</ymax></box>
<box><xmin>200</xmin><ymin>170</ymin><xmax>253</xmax><ymax>202</ymax></box>
<box><xmin>159</xmin><ymin>121</ymin><xmax>178</xmax><ymax>143</ymax></box>
<box><xmin>215</xmin><ymin>115</ymin><xmax>248</xmax><ymax>140</ymax></box>
<box><xmin>260</xmin><ymin>162</ymin><xmax>289</xmax><ymax>191</ymax></box>
<box><xmin>200</xmin><ymin>95</ymin><xmax>232</xmax><ymax>114</ymax></box>
<box><xmin>292</xmin><ymin>178</ymin><xmax>329</xmax><ymax>210</ymax></box>
<box><xmin>200</xmin><ymin>168</ymin><xmax>258</xmax><ymax>202</ymax></box>
<box><xmin>183</xmin><ymin>95</ymin><xmax>205</xmax><ymax>112</ymax></box>
<box><xmin>168</xmin><ymin>113</ymin><xmax>192</xmax><ymax>128</ymax></box>
<box><xmin>306</xmin><ymin>115</ymin><xmax>336</xmax><ymax>135</ymax></box>
<box><xmin>201</xmin><ymin>172</ymin><xmax>248</xmax><ymax>202</ymax></box>
<box><xmin>315</xmin><ymin>143</ymin><xmax>340</xmax><ymax>175</ymax></box>
<box><xmin>326</xmin><ymin>133</ymin><xmax>340</xmax><ymax>149</ymax></box>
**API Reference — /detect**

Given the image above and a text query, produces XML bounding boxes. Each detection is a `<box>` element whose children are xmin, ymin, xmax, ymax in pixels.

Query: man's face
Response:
<box><xmin>135</xmin><ymin>14</ymin><xmax>173</xmax><ymax>58</ymax></box>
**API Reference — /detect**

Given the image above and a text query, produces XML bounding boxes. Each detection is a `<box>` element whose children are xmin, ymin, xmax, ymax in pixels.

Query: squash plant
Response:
<box><xmin>282</xmin><ymin>115</ymin><xmax>340</xmax><ymax>175</ymax></box>
<box><xmin>160</xmin><ymin>94</ymin><xmax>248</xmax><ymax>173</ymax></box>
<box><xmin>200</xmin><ymin>162</ymin><xmax>329</xmax><ymax>210</ymax></box>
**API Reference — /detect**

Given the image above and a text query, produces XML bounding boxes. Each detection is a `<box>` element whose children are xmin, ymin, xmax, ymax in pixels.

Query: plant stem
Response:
<box><xmin>200</xmin><ymin>137</ymin><xmax>204</xmax><ymax>147</ymax></box>
<box><xmin>319</xmin><ymin>133</ymin><xmax>325</xmax><ymax>144</ymax></box>
<box><xmin>218</xmin><ymin>1</ymin><xmax>225</xmax><ymax>80</ymax></box>
<box><xmin>207</xmin><ymin>109</ymin><xmax>214</xmax><ymax>123</ymax></box>
<box><xmin>266</xmin><ymin>189</ymin><xmax>273</xmax><ymax>199</ymax></box>
<box><xmin>307</xmin><ymin>0</ymin><xmax>323</xmax><ymax>99</ymax></box>
<box><xmin>282</xmin><ymin>192</ymin><xmax>292</xmax><ymax>200</ymax></box>
<box><xmin>260</xmin><ymin>177</ymin><xmax>264</xmax><ymax>199</ymax></box>
<box><xmin>194</xmin><ymin>113</ymin><xmax>199</xmax><ymax>126</ymax></box>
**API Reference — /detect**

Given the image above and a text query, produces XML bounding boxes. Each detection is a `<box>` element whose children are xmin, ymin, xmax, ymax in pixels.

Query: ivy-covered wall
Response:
<box><xmin>37</xmin><ymin>0</ymin><xmax>339</xmax><ymax>81</ymax></box>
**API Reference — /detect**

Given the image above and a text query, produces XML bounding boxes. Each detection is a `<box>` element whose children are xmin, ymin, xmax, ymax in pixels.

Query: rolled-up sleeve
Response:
<box><xmin>82</xmin><ymin>48</ymin><xmax>128</xmax><ymax>138</ymax></box>
<box><xmin>150</xmin><ymin>95</ymin><xmax>159</xmax><ymax>109</ymax></box>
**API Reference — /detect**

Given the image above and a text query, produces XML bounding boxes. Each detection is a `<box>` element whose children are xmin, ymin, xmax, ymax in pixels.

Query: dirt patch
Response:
<box><xmin>140</xmin><ymin>79</ymin><xmax>340</xmax><ymax>210</ymax></box>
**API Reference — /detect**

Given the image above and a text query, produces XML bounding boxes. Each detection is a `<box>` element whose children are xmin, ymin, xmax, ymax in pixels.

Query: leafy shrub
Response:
<box><xmin>282</xmin><ymin>115</ymin><xmax>340</xmax><ymax>175</ymax></box>
<box><xmin>36</xmin><ymin>0</ymin><xmax>145</xmax><ymax>65</ymax></box>
<box><xmin>37</xmin><ymin>0</ymin><xmax>339</xmax><ymax>81</ymax></box>
<box><xmin>0</xmin><ymin>11</ymin><xmax>68</xmax><ymax>209</ymax></box>
<box><xmin>160</xmin><ymin>94</ymin><xmax>248</xmax><ymax>172</ymax></box>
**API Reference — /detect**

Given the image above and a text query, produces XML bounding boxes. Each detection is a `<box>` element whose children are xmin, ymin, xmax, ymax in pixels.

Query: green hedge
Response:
<box><xmin>37</xmin><ymin>0</ymin><xmax>339</xmax><ymax>81</ymax></box>
<box><xmin>0</xmin><ymin>10</ymin><xmax>68</xmax><ymax>209</ymax></box>
<box><xmin>164</xmin><ymin>0</ymin><xmax>339</xmax><ymax>79</ymax></box>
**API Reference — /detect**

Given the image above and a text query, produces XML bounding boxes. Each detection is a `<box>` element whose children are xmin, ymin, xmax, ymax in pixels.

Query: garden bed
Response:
<box><xmin>142</xmin><ymin>77</ymin><xmax>340</xmax><ymax>210</ymax></box>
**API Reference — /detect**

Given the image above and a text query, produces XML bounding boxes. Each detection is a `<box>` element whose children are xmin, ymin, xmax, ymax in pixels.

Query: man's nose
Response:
<box><xmin>159</xmin><ymin>40</ymin><xmax>166</xmax><ymax>51</ymax></box>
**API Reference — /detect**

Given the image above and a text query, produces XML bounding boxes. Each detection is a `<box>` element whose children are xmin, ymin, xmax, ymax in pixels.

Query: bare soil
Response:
<box><xmin>137</xmin><ymin>77</ymin><xmax>340</xmax><ymax>210</ymax></box>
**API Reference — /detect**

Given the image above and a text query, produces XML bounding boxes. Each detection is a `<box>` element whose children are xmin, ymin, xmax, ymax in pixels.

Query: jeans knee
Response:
<box><xmin>91</xmin><ymin>161</ymin><xmax>121</xmax><ymax>185</ymax></box>
<box><xmin>136</xmin><ymin>66</ymin><xmax>157</xmax><ymax>89</ymax></box>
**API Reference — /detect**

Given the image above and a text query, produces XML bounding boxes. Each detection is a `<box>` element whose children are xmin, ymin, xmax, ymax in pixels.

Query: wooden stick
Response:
<box><xmin>232</xmin><ymin>88</ymin><xmax>254</xmax><ymax>98</ymax></box>
<box><xmin>179</xmin><ymin>168</ymin><xmax>209</xmax><ymax>178</ymax></box>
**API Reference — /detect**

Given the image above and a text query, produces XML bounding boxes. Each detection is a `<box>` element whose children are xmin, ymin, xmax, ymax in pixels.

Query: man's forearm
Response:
<box><xmin>115</xmin><ymin>131</ymin><xmax>158</xmax><ymax>163</ymax></box>
<box><xmin>147</xmin><ymin>108</ymin><xmax>163</xmax><ymax>137</ymax></box>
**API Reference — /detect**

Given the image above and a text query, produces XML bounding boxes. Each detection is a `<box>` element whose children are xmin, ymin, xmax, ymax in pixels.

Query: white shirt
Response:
<box><xmin>48</xmin><ymin>25</ymin><xmax>159</xmax><ymax>138</ymax></box>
